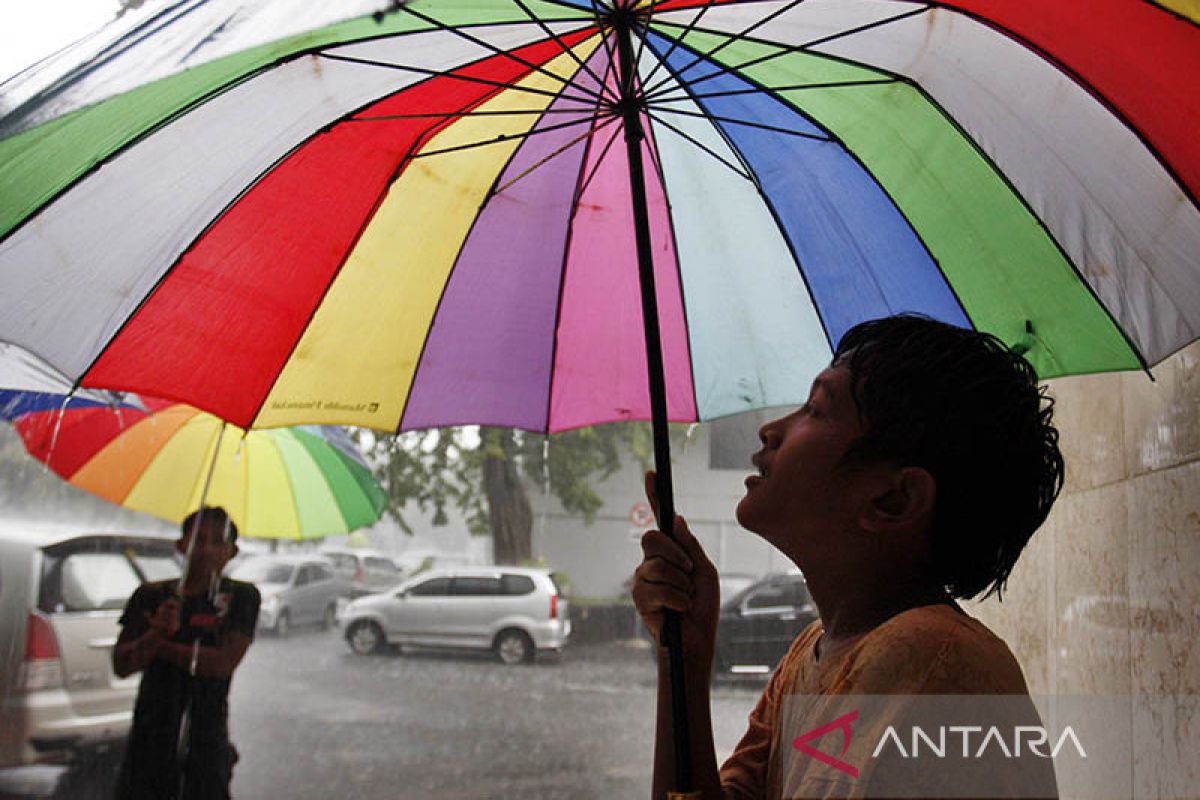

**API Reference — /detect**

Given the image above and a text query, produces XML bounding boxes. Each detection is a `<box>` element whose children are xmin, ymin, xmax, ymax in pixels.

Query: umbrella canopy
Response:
<box><xmin>0</xmin><ymin>390</ymin><xmax>387</xmax><ymax>540</ymax></box>
<box><xmin>1</xmin><ymin>0</ymin><xmax>1197</xmax><ymax>435</ymax></box>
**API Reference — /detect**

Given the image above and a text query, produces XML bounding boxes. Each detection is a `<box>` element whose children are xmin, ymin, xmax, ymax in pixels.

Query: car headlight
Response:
<box><xmin>263</xmin><ymin>593</ymin><xmax>280</xmax><ymax>609</ymax></box>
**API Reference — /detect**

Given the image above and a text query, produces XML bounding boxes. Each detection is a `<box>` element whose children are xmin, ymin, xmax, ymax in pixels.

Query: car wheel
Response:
<box><xmin>322</xmin><ymin>604</ymin><xmax>337</xmax><ymax>630</ymax></box>
<box><xmin>494</xmin><ymin>629</ymin><xmax>534</xmax><ymax>665</ymax></box>
<box><xmin>347</xmin><ymin>621</ymin><xmax>384</xmax><ymax>655</ymax></box>
<box><xmin>274</xmin><ymin>610</ymin><xmax>290</xmax><ymax>638</ymax></box>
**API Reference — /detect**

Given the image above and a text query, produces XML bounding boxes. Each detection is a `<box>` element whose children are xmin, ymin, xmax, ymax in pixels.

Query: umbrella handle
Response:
<box><xmin>612</xmin><ymin>13</ymin><xmax>697</xmax><ymax>794</ymax></box>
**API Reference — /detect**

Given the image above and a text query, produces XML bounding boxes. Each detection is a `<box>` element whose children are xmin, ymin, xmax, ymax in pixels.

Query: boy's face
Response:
<box><xmin>177</xmin><ymin>519</ymin><xmax>235</xmax><ymax>577</ymax></box>
<box><xmin>736</xmin><ymin>364</ymin><xmax>869</xmax><ymax>551</ymax></box>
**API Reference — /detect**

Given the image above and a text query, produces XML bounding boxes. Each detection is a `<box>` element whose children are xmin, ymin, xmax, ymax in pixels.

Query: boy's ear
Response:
<box><xmin>860</xmin><ymin>466</ymin><xmax>936</xmax><ymax>534</ymax></box>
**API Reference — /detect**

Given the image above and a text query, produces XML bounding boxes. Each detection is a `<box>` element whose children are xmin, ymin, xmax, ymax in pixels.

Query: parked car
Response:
<box><xmin>319</xmin><ymin>547</ymin><xmax>404</xmax><ymax>598</ymax></box>
<box><xmin>341</xmin><ymin>567</ymin><xmax>570</xmax><ymax>664</ymax></box>
<box><xmin>229</xmin><ymin>555</ymin><xmax>341</xmax><ymax>635</ymax></box>
<box><xmin>0</xmin><ymin>523</ymin><xmax>179</xmax><ymax>784</ymax></box>
<box><xmin>713</xmin><ymin>572</ymin><xmax>817</xmax><ymax>676</ymax></box>
<box><xmin>717</xmin><ymin>572</ymin><xmax>761</xmax><ymax>605</ymax></box>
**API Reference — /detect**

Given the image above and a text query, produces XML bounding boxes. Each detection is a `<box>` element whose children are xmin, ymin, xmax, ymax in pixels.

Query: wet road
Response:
<box><xmin>229</xmin><ymin>626</ymin><xmax>764</xmax><ymax>799</ymax></box>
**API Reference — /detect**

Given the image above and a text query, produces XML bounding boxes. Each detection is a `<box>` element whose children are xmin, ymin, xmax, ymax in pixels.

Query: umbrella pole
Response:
<box><xmin>613</xmin><ymin>12</ymin><xmax>696</xmax><ymax>797</ymax></box>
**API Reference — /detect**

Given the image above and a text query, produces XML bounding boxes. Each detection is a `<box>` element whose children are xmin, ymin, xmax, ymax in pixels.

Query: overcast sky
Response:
<box><xmin>0</xmin><ymin>0</ymin><xmax>123</xmax><ymax>82</ymax></box>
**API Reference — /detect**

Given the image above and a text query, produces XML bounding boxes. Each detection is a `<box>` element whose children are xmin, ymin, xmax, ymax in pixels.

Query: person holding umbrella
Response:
<box><xmin>112</xmin><ymin>506</ymin><xmax>261</xmax><ymax>799</ymax></box>
<box><xmin>633</xmin><ymin>315</ymin><xmax>1063</xmax><ymax>799</ymax></box>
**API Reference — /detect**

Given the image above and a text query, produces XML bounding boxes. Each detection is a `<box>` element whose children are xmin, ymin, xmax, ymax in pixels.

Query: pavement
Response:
<box><xmin>3</xmin><ymin>626</ymin><xmax>765</xmax><ymax>799</ymax></box>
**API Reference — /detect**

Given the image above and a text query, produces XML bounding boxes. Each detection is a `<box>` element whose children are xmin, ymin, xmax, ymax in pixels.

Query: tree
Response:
<box><xmin>354</xmin><ymin>422</ymin><xmax>677</xmax><ymax>565</ymax></box>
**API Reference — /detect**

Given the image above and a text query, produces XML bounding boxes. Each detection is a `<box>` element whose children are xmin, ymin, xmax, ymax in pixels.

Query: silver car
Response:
<box><xmin>319</xmin><ymin>547</ymin><xmax>405</xmax><ymax>598</ymax></box>
<box><xmin>230</xmin><ymin>555</ymin><xmax>342</xmax><ymax>636</ymax></box>
<box><xmin>0</xmin><ymin>523</ymin><xmax>179</xmax><ymax>781</ymax></box>
<box><xmin>341</xmin><ymin>567</ymin><xmax>570</xmax><ymax>664</ymax></box>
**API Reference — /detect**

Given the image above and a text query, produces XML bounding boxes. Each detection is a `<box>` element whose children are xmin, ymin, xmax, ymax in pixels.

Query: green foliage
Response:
<box><xmin>350</xmin><ymin>428</ymin><xmax>483</xmax><ymax>534</ymax></box>
<box><xmin>352</xmin><ymin>421</ymin><xmax>692</xmax><ymax>535</ymax></box>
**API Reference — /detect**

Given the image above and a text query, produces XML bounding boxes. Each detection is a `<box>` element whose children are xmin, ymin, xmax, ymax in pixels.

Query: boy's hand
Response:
<box><xmin>631</xmin><ymin>471</ymin><xmax>721</xmax><ymax>664</ymax></box>
<box><xmin>144</xmin><ymin>596</ymin><xmax>181</xmax><ymax>638</ymax></box>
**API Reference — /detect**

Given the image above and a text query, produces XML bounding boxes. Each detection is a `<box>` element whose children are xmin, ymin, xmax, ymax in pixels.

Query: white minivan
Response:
<box><xmin>340</xmin><ymin>567</ymin><xmax>570</xmax><ymax>664</ymax></box>
<box><xmin>0</xmin><ymin>523</ymin><xmax>179</xmax><ymax>784</ymax></box>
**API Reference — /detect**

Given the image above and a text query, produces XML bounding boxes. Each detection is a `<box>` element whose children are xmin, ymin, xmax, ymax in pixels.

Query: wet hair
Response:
<box><xmin>833</xmin><ymin>314</ymin><xmax>1063</xmax><ymax>601</ymax></box>
<box><xmin>181</xmin><ymin>506</ymin><xmax>239</xmax><ymax>546</ymax></box>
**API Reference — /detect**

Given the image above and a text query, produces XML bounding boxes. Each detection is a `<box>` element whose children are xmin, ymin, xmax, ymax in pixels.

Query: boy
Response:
<box><xmin>633</xmin><ymin>315</ymin><xmax>1063</xmax><ymax>799</ymax></box>
<box><xmin>112</xmin><ymin>506</ymin><xmax>260</xmax><ymax>799</ymax></box>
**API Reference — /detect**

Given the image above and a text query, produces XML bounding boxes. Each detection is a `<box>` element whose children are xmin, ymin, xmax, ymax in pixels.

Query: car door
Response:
<box><xmin>364</xmin><ymin>557</ymin><xmax>401</xmax><ymax>592</ymax></box>
<box><xmin>733</xmin><ymin>579</ymin><xmax>803</xmax><ymax>668</ymax></box>
<box><xmin>290</xmin><ymin>565</ymin><xmax>315</xmax><ymax>624</ymax></box>
<box><xmin>383</xmin><ymin>576</ymin><xmax>450</xmax><ymax>644</ymax></box>
<box><xmin>40</xmin><ymin>536</ymin><xmax>177</xmax><ymax>721</ymax></box>
<box><xmin>444</xmin><ymin>575</ymin><xmax>503</xmax><ymax>647</ymax></box>
<box><xmin>310</xmin><ymin>563</ymin><xmax>338</xmax><ymax>618</ymax></box>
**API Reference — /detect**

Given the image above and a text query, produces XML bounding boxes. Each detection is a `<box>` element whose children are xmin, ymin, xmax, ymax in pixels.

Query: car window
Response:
<box><xmin>233</xmin><ymin>561</ymin><xmax>295</xmax><ymax>584</ymax></box>
<box><xmin>788</xmin><ymin>580</ymin><xmax>812</xmax><ymax>607</ymax></box>
<box><xmin>295</xmin><ymin>566</ymin><xmax>312</xmax><ymax>586</ymax></box>
<box><xmin>327</xmin><ymin>553</ymin><xmax>354</xmax><ymax>570</ymax></box>
<box><xmin>366</xmin><ymin>557</ymin><xmax>399</xmax><ymax>574</ymax></box>
<box><xmin>313</xmin><ymin>564</ymin><xmax>334</xmax><ymax>582</ymax></box>
<box><xmin>58</xmin><ymin>552</ymin><xmax>142</xmax><ymax>612</ymax></box>
<box><xmin>130</xmin><ymin>552</ymin><xmax>182</xmax><ymax>582</ymax></box>
<box><xmin>745</xmin><ymin>583</ymin><xmax>792</xmax><ymax>609</ymax></box>
<box><xmin>501</xmin><ymin>574</ymin><xmax>536</xmax><ymax>595</ymax></box>
<box><xmin>452</xmin><ymin>576</ymin><xmax>502</xmax><ymax>596</ymax></box>
<box><xmin>408</xmin><ymin>577</ymin><xmax>451</xmax><ymax>596</ymax></box>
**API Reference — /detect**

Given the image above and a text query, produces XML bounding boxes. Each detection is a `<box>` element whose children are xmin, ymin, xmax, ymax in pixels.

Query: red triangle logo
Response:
<box><xmin>791</xmin><ymin>709</ymin><xmax>860</xmax><ymax>778</ymax></box>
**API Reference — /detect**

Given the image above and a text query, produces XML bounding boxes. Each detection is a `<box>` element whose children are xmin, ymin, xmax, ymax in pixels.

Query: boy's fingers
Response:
<box><xmin>631</xmin><ymin>580</ymin><xmax>690</xmax><ymax>615</ymax></box>
<box><xmin>635</xmin><ymin>559</ymin><xmax>692</xmax><ymax>595</ymax></box>
<box><xmin>669</xmin><ymin>515</ymin><xmax>715</xmax><ymax>573</ymax></box>
<box><xmin>640</xmin><ymin>530</ymin><xmax>693</xmax><ymax>572</ymax></box>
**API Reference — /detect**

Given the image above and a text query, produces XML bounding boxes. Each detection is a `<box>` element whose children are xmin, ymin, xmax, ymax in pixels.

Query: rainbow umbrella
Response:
<box><xmin>1</xmin><ymin>1</ymin><xmax>1198</xmax><ymax>790</ymax></box>
<box><xmin>0</xmin><ymin>0</ymin><xmax>1197</xmax><ymax>433</ymax></box>
<box><xmin>0</xmin><ymin>391</ymin><xmax>387</xmax><ymax>540</ymax></box>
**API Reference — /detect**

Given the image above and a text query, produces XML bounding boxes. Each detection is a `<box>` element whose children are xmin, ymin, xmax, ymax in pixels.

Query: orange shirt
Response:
<box><xmin>719</xmin><ymin>604</ymin><xmax>1057</xmax><ymax>800</ymax></box>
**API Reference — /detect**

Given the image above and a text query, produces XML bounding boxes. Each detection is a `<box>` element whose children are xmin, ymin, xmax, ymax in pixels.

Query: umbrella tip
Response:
<box><xmin>372</xmin><ymin>0</ymin><xmax>404</xmax><ymax>24</ymax></box>
<box><xmin>1011</xmin><ymin>319</ymin><xmax>1035</xmax><ymax>356</ymax></box>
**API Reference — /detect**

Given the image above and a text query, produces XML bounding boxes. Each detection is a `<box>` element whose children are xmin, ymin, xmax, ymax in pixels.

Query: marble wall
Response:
<box><xmin>970</xmin><ymin>342</ymin><xmax>1200</xmax><ymax>799</ymax></box>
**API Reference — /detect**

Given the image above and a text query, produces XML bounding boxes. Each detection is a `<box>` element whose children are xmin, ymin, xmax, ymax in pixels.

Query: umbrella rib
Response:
<box><xmin>0</xmin><ymin>0</ymin><xmax>215</xmax><ymax>137</ymax></box>
<box><xmin>574</xmin><ymin>119</ymin><xmax>625</xmax><ymax>200</ymax></box>
<box><xmin>639</xmin><ymin>111</ymin><xmax>703</xmax><ymax>423</ymax></box>
<box><xmin>641</xmin><ymin>43</ymin><xmax>836</xmax><ymax>353</ymax></box>
<box><xmin>545</xmin><ymin>104</ymin><xmax>612</xmax><ymax>431</ymax></box>
<box><xmin>396</xmin><ymin>5</ymin><xmax>606</xmax><ymax>104</ymax></box>
<box><xmin>588</xmin><ymin>0</ymin><xmax>624</xmax><ymax>92</ymax></box>
<box><xmin>641</xmin><ymin>0</ymin><xmax>811</xmax><ymax>99</ymax></box>
<box><xmin>352</xmin><ymin>107</ymin><xmax>602</xmax><ymax>122</ymax></box>
<box><xmin>491</xmin><ymin>114</ymin><xmax>620</xmax><ymax>197</ymax></box>
<box><xmin>639</xmin><ymin>0</ymin><xmax>716</xmax><ymax>90</ymax></box>
<box><xmin>507</xmin><ymin>0</ymin><xmax>613</xmax><ymax>100</ymax></box>
<box><xmin>630</xmin><ymin>0</ymin><xmax>661</xmax><ymax>85</ymax></box>
<box><xmin>402</xmin><ymin>74</ymin><xmax>612</xmax><ymax>434</ymax></box>
<box><xmin>649</xmin><ymin>77</ymin><xmax>895</xmax><ymax>104</ymax></box>
<box><xmin>644</xmin><ymin>6</ymin><xmax>929</xmax><ymax>101</ymax></box>
<box><xmin>318</xmin><ymin>52</ymin><xmax>597</xmax><ymax>105</ymax></box>
<box><xmin>642</xmin><ymin>109</ymin><xmax>755</xmax><ymax>183</ymax></box>
<box><xmin>408</xmin><ymin>112</ymin><xmax>604</xmax><ymax>161</ymax></box>
<box><xmin>646</xmin><ymin>104</ymin><xmax>829</xmax><ymax>141</ymax></box>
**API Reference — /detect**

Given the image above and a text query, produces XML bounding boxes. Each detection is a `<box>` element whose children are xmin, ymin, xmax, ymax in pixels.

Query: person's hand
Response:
<box><xmin>144</xmin><ymin>596</ymin><xmax>181</xmax><ymax>638</ymax></box>
<box><xmin>631</xmin><ymin>471</ymin><xmax>721</xmax><ymax>664</ymax></box>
